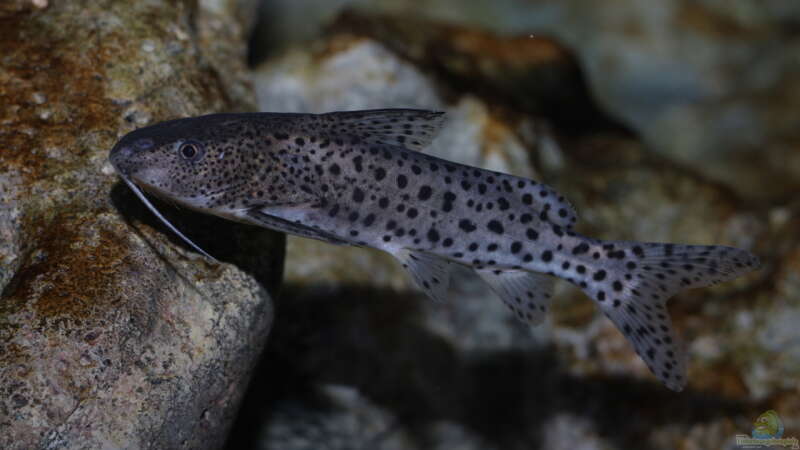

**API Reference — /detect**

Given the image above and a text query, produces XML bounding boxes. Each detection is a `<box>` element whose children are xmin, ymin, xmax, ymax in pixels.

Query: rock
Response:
<box><xmin>246</xmin><ymin>382</ymin><xmax>495</xmax><ymax>450</ymax></box>
<box><xmin>253</xmin><ymin>1</ymin><xmax>800</xmax><ymax>200</ymax></box>
<box><xmin>543</xmin><ymin>0</ymin><xmax>800</xmax><ymax>202</ymax></box>
<box><xmin>0</xmin><ymin>1</ymin><xmax>282</xmax><ymax>449</ymax></box>
<box><xmin>0</xmin><ymin>0</ymin><xmax>49</xmax><ymax>17</ymax></box>
<box><xmin>256</xmin><ymin>384</ymin><xmax>413</xmax><ymax>450</ymax></box>
<box><xmin>327</xmin><ymin>11</ymin><xmax>622</xmax><ymax>133</ymax></box>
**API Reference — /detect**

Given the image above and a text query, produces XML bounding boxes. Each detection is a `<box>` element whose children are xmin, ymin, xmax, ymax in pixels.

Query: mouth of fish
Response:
<box><xmin>128</xmin><ymin>175</ymin><xmax>180</xmax><ymax>204</ymax></box>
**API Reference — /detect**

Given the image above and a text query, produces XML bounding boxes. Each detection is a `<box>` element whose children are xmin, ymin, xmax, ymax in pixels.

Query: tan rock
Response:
<box><xmin>0</xmin><ymin>1</ymin><xmax>281</xmax><ymax>448</ymax></box>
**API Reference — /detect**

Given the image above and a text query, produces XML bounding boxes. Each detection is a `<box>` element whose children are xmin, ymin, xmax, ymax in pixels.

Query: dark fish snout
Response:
<box><xmin>108</xmin><ymin>144</ymin><xmax>135</xmax><ymax>174</ymax></box>
<box><xmin>109</xmin><ymin>137</ymin><xmax>153</xmax><ymax>174</ymax></box>
<box><xmin>110</xmin><ymin>144</ymin><xmax>133</xmax><ymax>161</ymax></box>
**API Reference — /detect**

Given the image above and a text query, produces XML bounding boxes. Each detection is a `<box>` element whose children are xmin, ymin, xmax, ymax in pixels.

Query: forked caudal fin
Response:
<box><xmin>573</xmin><ymin>239</ymin><xmax>760</xmax><ymax>391</ymax></box>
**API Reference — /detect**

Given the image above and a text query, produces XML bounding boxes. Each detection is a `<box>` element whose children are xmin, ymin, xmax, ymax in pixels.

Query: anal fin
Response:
<box><xmin>475</xmin><ymin>269</ymin><xmax>555</xmax><ymax>325</ymax></box>
<box><xmin>394</xmin><ymin>249</ymin><xmax>452</xmax><ymax>302</ymax></box>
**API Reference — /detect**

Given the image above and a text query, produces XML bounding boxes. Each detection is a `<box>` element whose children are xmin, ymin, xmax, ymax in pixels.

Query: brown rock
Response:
<box><xmin>0</xmin><ymin>1</ymin><xmax>282</xmax><ymax>449</ymax></box>
<box><xmin>328</xmin><ymin>11</ymin><xmax>626</xmax><ymax>133</ymax></box>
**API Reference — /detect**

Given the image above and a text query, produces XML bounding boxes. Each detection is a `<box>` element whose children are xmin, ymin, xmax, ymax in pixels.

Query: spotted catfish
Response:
<box><xmin>109</xmin><ymin>109</ymin><xmax>760</xmax><ymax>391</ymax></box>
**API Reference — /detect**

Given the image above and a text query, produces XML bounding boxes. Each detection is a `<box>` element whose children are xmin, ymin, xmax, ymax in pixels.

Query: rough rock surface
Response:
<box><xmin>234</xmin><ymin>10</ymin><xmax>793</xmax><ymax>450</ymax></box>
<box><xmin>0</xmin><ymin>1</ymin><xmax>282</xmax><ymax>449</ymax></box>
<box><xmin>252</xmin><ymin>0</ymin><xmax>800</xmax><ymax>200</ymax></box>
<box><xmin>511</xmin><ymin>0</ymin><xmax>800</xmax><ymax>201</ymax></box>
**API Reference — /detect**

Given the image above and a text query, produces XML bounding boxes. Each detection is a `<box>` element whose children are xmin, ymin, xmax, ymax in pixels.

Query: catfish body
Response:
<box><xmin>109</xmin><ymin>109</ymin><xmax>760</xmax><ymax>391</ymax></box>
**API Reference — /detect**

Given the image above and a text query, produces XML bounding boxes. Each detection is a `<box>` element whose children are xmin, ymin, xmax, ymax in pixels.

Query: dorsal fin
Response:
<box><xmin>319</xmin><ymin>109</ymin><xmax>446</xmax><ymax>151</ymax></box>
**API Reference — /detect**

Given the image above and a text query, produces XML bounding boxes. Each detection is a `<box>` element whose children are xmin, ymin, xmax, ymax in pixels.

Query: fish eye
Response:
<box><xmin>178</xmin><ymin>141</ymin><xmax>204</xmax><ymax>161</ymax></box>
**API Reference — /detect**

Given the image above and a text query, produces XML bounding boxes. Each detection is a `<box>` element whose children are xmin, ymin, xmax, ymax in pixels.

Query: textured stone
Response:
<box><xmin>253</xmin><ymin>0</ymin><xmax>800</xmax><ymax>200</ymax></box>
<box><xmin>328</xmin><ymin>11</ymin><xmax>618</xmax><ymax>132</ymax></box>
<box><xmin>450</xmin><ymin>0</ymin><xmax>800</xmax><ymax>201</ymax></box>
<box><xmin>257</xmin><ymin>384</ymin><xmax>413</xmax><ymax>450</ymax></box>
<box><xmin>0</xmin><ymin>1</ymin><xmax>281</xmax><ymax>449</ymax></box>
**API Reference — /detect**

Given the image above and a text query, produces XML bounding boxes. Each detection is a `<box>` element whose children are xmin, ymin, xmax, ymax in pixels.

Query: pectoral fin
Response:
<box><xmin>245</xmin><ymin>208</ymin><xmax>350</xmax><ymax>245</ymax></box>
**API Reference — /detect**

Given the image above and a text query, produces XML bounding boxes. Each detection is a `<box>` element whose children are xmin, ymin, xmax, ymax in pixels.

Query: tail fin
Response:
<box><xmin>575</xmin><ymin>240</ymin><xmax>760</xmax><ymax>391</ymax></box>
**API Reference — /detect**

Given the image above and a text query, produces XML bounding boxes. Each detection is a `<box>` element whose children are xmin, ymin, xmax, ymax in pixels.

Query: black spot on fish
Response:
<box><xmin>352</xmin><ymin>188</ymin><xmax>365</xmax><ymax>203</ymax></box>
<box><xmin>459</xmin><ymin>219</ymin><xmax>477</xmax><ymax>233</ymax></box>
<box><xmin>487</xmin><ymin>220</ymin><xmax>504</xmax><ymax>234</ymax></box>
<box><xmin>418</xmin><ymin>185</ymin><xmax>433</xmax><ymax>201</ymax></box>
<box><xmin>522</xmin><ymin>194</ymin><xmax>533</xmax><ymax>205</ymax></box>
<box><xmin>443</xmin><ymin>191</ymin><xmax>456</xmax><ymax>212</ymax></box>
<box><xmin>572</xmin><ymin>243</ymin><xmax>590</xmax><ymax>255</ymax></box>
<box><xmin>593</xmin><ymin>270</ymin><xmax>606</xmax><ymax>281</ymax></box>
